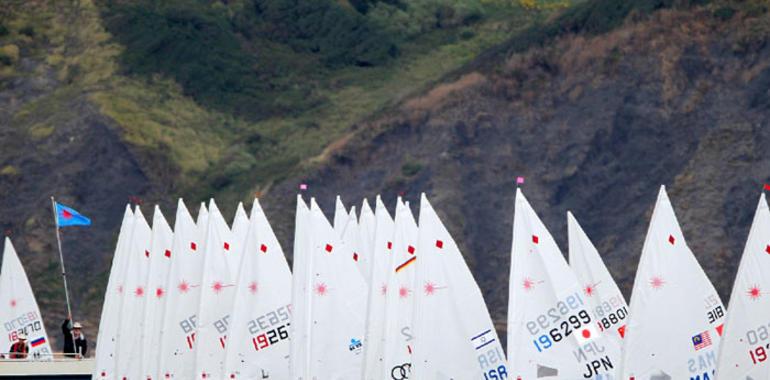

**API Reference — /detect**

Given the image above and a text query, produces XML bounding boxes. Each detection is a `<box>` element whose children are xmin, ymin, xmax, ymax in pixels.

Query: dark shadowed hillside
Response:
<box><xmin>263</xmin><ymin>0</ymin><xmax>770</xmax><ymax>335</ymax></box>
<box><xmin>1</xmin><ymin>0</ymin><xmax>768</xmax><ymax>348</ymax></box>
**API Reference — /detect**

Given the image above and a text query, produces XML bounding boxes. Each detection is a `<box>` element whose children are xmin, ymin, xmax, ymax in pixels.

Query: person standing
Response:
<box><xmin>62</xmin><ymin>317</ymin><xmax>87</xmax><ymax>358</ymax></box>
<box><xmin>8</xmin><ymin>333</ymin><xmax>29</xmax><ymax>359</ymax></box>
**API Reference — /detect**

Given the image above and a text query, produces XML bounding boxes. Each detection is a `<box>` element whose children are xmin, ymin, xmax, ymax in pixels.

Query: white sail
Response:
<box><xmin>115</xmin><ymin>207</ymin><xmax>152</xmax><ymax>380</ymax></box>
<box><xmin>342</xmin><ymin>206</ymin><xmax>365</xmax><ymax>278</ymax></box>
<box><xmin>139</xmin><ymin>206</ymin><xmax>174</xmax><ymax>380</ymax></box>
<box><xmin>715</xmin><ymin>194</ymin><xmax>770</xmax><ymax>379</ymax></box>
<box><xmin>334</xmin><ymin>195</ymin><xmax>348</xmax><ymax>237</ymax></box>
<box><xmin>508</xmin><ymin>189</ymin><xmax>618</xmax><ymax>379</ymax></box>
<box><xmin>158</xmin><ymin>200</ymin><xmax>205</xmax><ymax>379</ymax></box>
<box><xmin>197</xmin><ymin>202</ymin><xmax>210</xmax><ymax>252</ymax></box>
<box><xmin>290</xmin><ymin>195</ymin><xmax>312</xmax><ymax>380</ymax></box>
<box><xmin>194</xmin><ymin>199</ymin><xmax>236</xmax><ymax>379</ymax></box>
<box><xmin>380</xmin><ymin>200</ymin><xmax>419</xmax><ymax>378</ymax></box>
<box><xmin>0</xmin><ymin>238</ymin><xmax>52</xmax><ymax>360</ymax></box>
<box><xmin>229</xmin><ymin>202</ymin><xmax>250</xmax><ymax>275</ymax></box>
<box><xmin>93</xmin><ymin>205</ymin><xmax>133</xmax><ymax>379</ymax></box>
<box><xmin>224</xmin><ymin>199</ymin><xmax>292</xmax><ymax>379</ymax></box>
<box><xmin>307</xmin><ymin>198</ymin><xmax>367</xmax><ymax>379</ymax></box>
<box><xmin>568</xmin><ymin>211</ymin><xmax>627</xmax><ymax>378</ymax></box>
<box><xmin>361</xmin><ymin>195</ymin><xmax>395</xmax><ymax>379</ymax></box>
<box><xmin>197</xmin><ymin>202</ymin><xmax>208</xmax><ymax>226</ymax></box>
<box><xmin>411</xmin><ymin>193</ymin><xmax>508</xmax><ymax>379</ymax></box>
<box><xmin>620</xmin><ymin>186</ymin><xmax>725</xmax><ymax>379</ymax></box>
<box><xmin>358</xmin><ymin>199</ymin><xmax>376</xmax><ymax>285</ymax></box>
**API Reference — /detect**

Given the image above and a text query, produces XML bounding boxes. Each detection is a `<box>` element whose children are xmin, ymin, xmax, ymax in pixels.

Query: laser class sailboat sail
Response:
<box><xmin>289</xmin><ymin>195</ymin><xmax>312</xmax><ymax>380</ymax></box>
<box><xmin>358</xmin><ymin>199</ymin><xmax>376</xmax><ymax>285</ymax></box>
<box><xmin>140</xmin><ymin>206</ymin><xmax>174</xmax><ymax>380</ymax></box>
<box><xmin>508</xmin><ymin>189</ymin><xmax>619</xmax><ymax>379</ymax></box>
<box><xmin>0</xmin><ymin>238</ymin><xmax>53</xmax><ymax>360</ymax></box>
<box><xmin>228</xmin><ymin>202</ymin><xmax>250</xmax><ymax>275</ymax></box>
<box><xmin>224</xmin><ymin>199</ymin><xmax>292</xmax><ymax>379</ymax></box>
<box><xmin>193</xmin><ymin>200</ymin><xmax>237</xmax><ymax>379</ymax></box>
<box><xmin>411</xmin><ymin>194</ymin><xmax>508</xmax><ymax>379</ymax></box>
<box><xmin>306</xmin><ymin>198</ymin><xmax>367</xmax><ymax>379</ymax></box>
<box><xmin>620</xmin><ymin>186</ymin><xmax>725</xmax><ymax>379</ymax></box>
<box><xmin>115</xmin><ymin>207</ymin><xmax>151</xmax><ymax>380</ymax></box>
<box><xmin>715</xmin><ymin>193</ymin><xmax>770</xmax><ymax>378</ymax></box>
<box><xmin>158</xmin><ymin>200</ymin><xmax>204</xmax><ymax>379</ymax></box>
<box><xmin>334</xmin><ymin>195</ymin><xmax>349</xmax><ymax>238</ymax></box>
<box><xmin>361</xmin><ymin>196</ymin><xmax>395</xmax><ymax>380</ymax></box>
<box><xmin>93</xmin><ymin>205</ymin><xmax>133</xmax><ymax>379</ymax></box>
<box><xmin>380</xmin><ymin>200</ymin><xmax>419</xmax><ymax>378</ymax></box>
<box><xmin>568</xmin><ymin>212</ymin><xmax>627</xmax><ymax>378</ymax></box>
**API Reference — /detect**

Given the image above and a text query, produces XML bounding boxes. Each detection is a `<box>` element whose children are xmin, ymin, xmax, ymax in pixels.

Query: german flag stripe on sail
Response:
<box><xmin>395</xmin><ymin>257</ymin><xmax>416</xmax><ymax>273</ymax></box>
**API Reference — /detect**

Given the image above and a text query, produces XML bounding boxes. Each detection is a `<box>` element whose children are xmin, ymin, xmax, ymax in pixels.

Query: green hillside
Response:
<box><xmin>0</xmin><ymin>0</ymin><xmax>568</xmax><ymax>347</ymax></box>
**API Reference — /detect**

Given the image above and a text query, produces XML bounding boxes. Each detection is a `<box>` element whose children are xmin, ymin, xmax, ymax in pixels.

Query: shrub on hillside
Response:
<box><xmin>101</xmin><ymin>0</ymin><xmax>319</xmax><ymax>120</ymax></box>
<box><xmin>237</xmin><ymin>0</ymin><xmax>399</xmax><ymax>67</ymax></box>
<box><xmin>366</xmin><ymin>0</ymin><xmax>485</xmax><ymax>40</ymax></box>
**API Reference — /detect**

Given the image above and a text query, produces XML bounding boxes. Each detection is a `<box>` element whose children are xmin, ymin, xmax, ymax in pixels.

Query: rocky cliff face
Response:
<box><xmin>264</xmin><ymin>6</ymin><xmax>770</xmax><ymax>333</ymax></box>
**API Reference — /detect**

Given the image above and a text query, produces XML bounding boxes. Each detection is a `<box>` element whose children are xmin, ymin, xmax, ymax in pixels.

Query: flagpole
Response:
<box><xmin>50</xmin><ymin>196</ymin><xmax>73</xmax><ymax>320</ymax></box>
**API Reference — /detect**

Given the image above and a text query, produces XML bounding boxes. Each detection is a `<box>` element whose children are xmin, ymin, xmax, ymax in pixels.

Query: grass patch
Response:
<box><xmin>28</xmin><ymin>123</ymin><xmax>55</xmax><ymax>140</ymax></box>
<box><xmin>0</xmin><ymin>165</ymin><xmax>19</xmax><ymax>176</ymax></box>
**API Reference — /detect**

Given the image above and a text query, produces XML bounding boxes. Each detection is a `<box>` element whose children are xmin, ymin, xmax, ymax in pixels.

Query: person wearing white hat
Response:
<box><xmin>8</xmin><ymin>332</ymin><xmax>28</xmax><ymax>359</ymax></box>
<box><xmin>62</xmin><ymin>316</ymin><xmax>87</xmax><ymax>358</ymax></box>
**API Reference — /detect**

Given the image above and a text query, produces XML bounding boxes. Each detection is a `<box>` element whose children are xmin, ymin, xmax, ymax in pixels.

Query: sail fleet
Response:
<box><xmin>2</xmin><ymin>185</ymin><xmax>769</xmax><ymax>379</ymax></box>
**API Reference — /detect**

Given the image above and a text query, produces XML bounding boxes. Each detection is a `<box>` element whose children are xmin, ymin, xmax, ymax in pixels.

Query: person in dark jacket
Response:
<box><xmin>62</xmin><ymin>317</ymin><xmax>87</xmax><ymax>358</ymax></box>
<box><xmin>8</xmin><ymin>333</ymin><xmax>28</xmax><ymax>359</ymax></box>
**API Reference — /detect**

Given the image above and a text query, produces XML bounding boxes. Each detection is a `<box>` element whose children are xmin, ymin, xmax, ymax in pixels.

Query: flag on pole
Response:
<box><xmin>55</xmin><ymin>202</ymin><xmax>91</xmax><ymax>227</ymax></box>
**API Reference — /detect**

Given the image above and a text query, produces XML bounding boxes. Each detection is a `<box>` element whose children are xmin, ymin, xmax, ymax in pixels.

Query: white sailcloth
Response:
<box><xmin>0</xmin><ymin>238</ymin><xmax>52</xmax><ymax>359</ymax></box>
<box><xmin>342</xmin><ymin>206</ymin><xmax>364</xmax><ymax>278</ymax></box>
<box><xmin>197</xmin><ymin>202</ymin><xmax>208</xmax><ymax>226</ymax></box>
<box><xmin>568</xmin><ymin>211</ymin><xmax>627</xmax><ymax>378</ymax></box>
<box><xmin>115</xmin><ymin>207</ymin><xmax>152</xmax><ymax>380</ymax></box>
<box><xmin>224</xmin><ymin>199</ymin><xmax>292</xmax><ymax>379</ymax></box>
<box><xmin>140</xmin><ymin>206</ymin><xmax>174</xmax><ymax>380</ymax></box>
<box><xmin>197</xmin><ymin>202</ymin><xmax>210</xmax><ymax>253</ymax></box>
<box><xmin>380</xmin><ymin>200</ymin><xmax>419</xmax><ymax>378</ymax></box>
<box><xmin>508</xmin><ymin>189</ymin><xmax>619</xmax><ymax>379</ymax></box>
<box><xmin>194</xmin><ymin>199</ymin><xmax>236</xmax><ymax>379</ymax></box>
<box><xmin>229</xmin><ymin>202</ymin><xmax>250</xmax><ymax>274</ymax></box>
<box><xmin>307</xmin><ymin>198</ymin><xmax>367</xmax><ymax>379</ymax></box>
<box><xmin>290</xmin><ymin>195</ymin><xmax>312</xmax><ymax>380</ymax></box>
<box><xmin>158</xmin><ymin>200</ymin><xmax>205</xmax><ymax>379</ymax></box>
<box><xmin>334</xmin><ymin>195</ymin><xmax>348</xmax><ymax>238</ymax></box>
<box><xmin>358</xmin><ymin>199</ymin><xmax>376</xmax><ymax>285</ymax></box>
<box><xmin>411</xmin><ymin>194</ymin><xmax>508</xmax><ymax>379</ymax></box>
<box><xmin>620</xmin><ymin>186</ymin><xmax>725</xmax><ymax>379</ymax></box>
<box><xmin>361</xmin><ymin>195</ymin><xmax>395</xmax><ymax>379</ymax></box>
<box><xmin>93</xmin><ymin>205</ymin><xmax>133</xmax><ymax>379</ymax></box>
<box><xmin>715</xmin><ymin>194</ymin><xmax>770</xmax><ymax>379</ymax></box>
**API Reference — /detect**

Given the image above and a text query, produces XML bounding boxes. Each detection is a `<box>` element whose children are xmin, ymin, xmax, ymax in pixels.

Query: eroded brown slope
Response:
<box><xmin>264</xmin><ymin>8</ymin><xmax>770</xmax><ymax>333</ymax></box>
